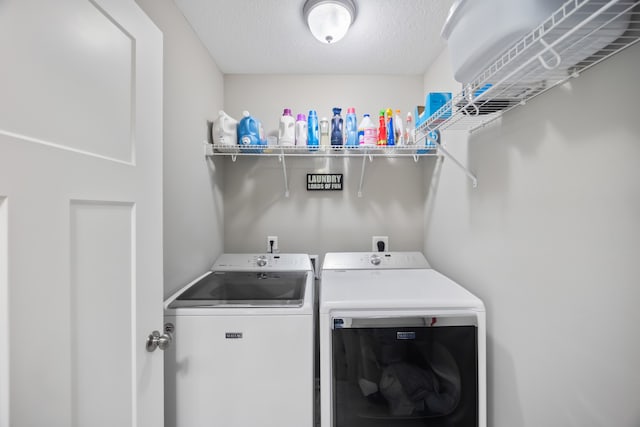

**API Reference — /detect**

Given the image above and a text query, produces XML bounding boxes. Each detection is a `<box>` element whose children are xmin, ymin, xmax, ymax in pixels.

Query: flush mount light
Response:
<box><xmin>303</xmin><ymin>0</ymin><xmax>356</xmax><ymax>44</ymax></box>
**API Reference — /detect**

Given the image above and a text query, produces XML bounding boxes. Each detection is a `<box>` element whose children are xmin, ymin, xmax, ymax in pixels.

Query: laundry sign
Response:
<box><xmin>307</xmin><ymin>173</ymin><xmax>343</xmax><ymax>191</ymax></box>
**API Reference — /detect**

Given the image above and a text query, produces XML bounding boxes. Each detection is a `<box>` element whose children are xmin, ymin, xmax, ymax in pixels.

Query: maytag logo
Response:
<box><xmin>225</xmin><ymin>332</ymin><xmax>243</xmax><ymax>339</ymax></box>
<box><xmin>396</xmin><ymin>331</ymin><xmax>416</xmax><ymax>340</ymax></box>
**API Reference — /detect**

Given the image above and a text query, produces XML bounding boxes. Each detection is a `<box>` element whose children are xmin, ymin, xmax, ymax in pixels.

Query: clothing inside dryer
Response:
<box><xmin>332</xmin><ymin>324</ymin><xmax>478</xmax><ymax>427</ymax></box>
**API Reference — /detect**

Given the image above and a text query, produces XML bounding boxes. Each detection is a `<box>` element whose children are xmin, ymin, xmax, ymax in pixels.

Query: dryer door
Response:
<box><xmin>331</xmin><ymin>315</ymin><xmax>478</xmax><ymax>427</ymax></box>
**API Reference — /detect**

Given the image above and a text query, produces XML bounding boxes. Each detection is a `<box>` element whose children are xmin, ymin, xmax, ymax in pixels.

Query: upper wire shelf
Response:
<box><xmin>209</xmin><ymin>144</ymin><xmax>440</xmax><ymax>159</ymax></box>
<box><xmin>418</xmin><ymin>0</ymin><xmax>640</xmax><ymax>135</ymax></box>
<box><xmin>206</xmin><ymin>143</ymin><xmax>440</xmax><ymax>198</ymax></box>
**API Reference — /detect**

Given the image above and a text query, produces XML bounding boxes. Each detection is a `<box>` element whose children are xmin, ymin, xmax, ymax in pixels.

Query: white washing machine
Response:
<box><xmin>164</xmin><ymin>253</ymin><xmax>314</xmax><ymax>427</ymax></box>
<box><xmin>319</xmin><ymin>252</ymin><xmax>486</xmax><ymax>427</ymax></box>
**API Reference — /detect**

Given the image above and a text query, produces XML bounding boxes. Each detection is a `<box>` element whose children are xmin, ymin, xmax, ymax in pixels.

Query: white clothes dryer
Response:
<box><xmin>164</xmin><ymin>253</ymin><xmax>314</xmax><ymax>427</ymax></box>
<box><xmin>319</xmin><ymin>252</ymin><xmax>486</xmax><ymax>427</ymax></box>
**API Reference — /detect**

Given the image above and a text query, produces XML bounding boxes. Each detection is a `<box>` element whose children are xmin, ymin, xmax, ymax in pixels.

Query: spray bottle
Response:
<box><xmin>377</xmin><ymin>110</ymin><xmax>387</xmax><ymax>146</ymax></box>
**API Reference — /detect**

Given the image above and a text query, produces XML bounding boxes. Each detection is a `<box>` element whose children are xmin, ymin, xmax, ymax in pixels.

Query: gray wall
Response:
<box><xmin>136</xmin><ymin>0</ymin><xmax>225</xmax><ymax>297</ymax></box>
<box><xmin>223</xmin><ymin>75</ymin><xmax>430</xmax><ymax>258</ymax></box>
<box><xmin>424</xmin><ymin>46</ymin><xmax>640</xmax><ymax>426</ymax></box>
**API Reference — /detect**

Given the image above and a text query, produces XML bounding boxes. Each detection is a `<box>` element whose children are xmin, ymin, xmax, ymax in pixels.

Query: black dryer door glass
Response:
<box><xmin>332</xmin><ymin>324</ymin><xmax>478</xmax><ymax>427</ymax></box>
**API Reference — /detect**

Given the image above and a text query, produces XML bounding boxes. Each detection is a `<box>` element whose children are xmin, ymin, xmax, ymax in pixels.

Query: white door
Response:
<box><xmin>0</xmin><ymin>1</ymin><xmax>164</xmax><ymax>426</ymax></box>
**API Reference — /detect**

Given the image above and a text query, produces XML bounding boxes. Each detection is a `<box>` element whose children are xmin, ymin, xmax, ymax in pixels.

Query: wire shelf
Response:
<box><xmin>209</xmin><ymin>144</ymin><xmax>440</xmax><ymax>158</ymax></box>
<box><xmin>418</xmin><ymin>0</ymin><xmax>640</xmax><ymax>134</ymax></box>
<box><xmin>207</xmin><ymin>143</ymin><xmax>440</xmax><ymax>198</ymax></box>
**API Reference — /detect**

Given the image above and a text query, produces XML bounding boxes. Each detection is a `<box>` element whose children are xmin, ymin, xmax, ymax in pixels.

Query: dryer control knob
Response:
<box><xmin>256</xmin><ymin>255</ymin><xmax>268</xmax><ymax>267</ymax></box>
<box><xmin>370</xmin><ymin>254</ymin><xmax>381</xmax><ymax>265</ymax></box>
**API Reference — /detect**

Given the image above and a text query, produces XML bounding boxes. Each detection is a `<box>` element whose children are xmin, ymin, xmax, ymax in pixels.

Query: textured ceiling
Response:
<box><xmin>172</xmin><ymin>0</ymin><xmax>455</xmax><ymax>75</ymax></box>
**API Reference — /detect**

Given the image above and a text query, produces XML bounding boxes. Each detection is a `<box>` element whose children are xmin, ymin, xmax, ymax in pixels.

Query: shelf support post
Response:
<box><xmin>357</xmin><ymin>149</ymin><xmax>368</xmax><ymax>197</ymax></box>
<box><xmin>424</xmin><ymin>131</ymin><xmax>478</xmax><ymax>188</ymax></box>
<box><xmin>278</xmin><ymin>148</ymin><xmax>290</xmax><ymax>198</ymax></box>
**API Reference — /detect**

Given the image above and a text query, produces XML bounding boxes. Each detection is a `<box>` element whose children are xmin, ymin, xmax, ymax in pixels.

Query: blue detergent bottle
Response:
<box><xmin>386</xmin><ymin>108</ymin><xmax>395</xmax><ymax>146</ymax></box>
<box><xmin>330</xmin><ymin>107</ymin><xmax>343</xmax><ymax>147</ymax></box>
<box><xmin>237</xmin><ymin>110</ymin><xmax>266</xmax><ymax>153</ymax></box>
<box><xmin>345</xmin><ymin>107</ymin><xmax>358</xmax><ymax>147</ymax></box>
<box><xmin>307</xmin><ymin>110</ymin><xmax>319</xmax><ymax>151</ymax></box>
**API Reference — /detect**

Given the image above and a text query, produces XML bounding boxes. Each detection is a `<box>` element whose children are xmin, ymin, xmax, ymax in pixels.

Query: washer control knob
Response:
<box><xmin>256</xmin><ymin>255</ymin><xmax>268</xmax><ymax>267</ymax></box>
<box><xmin>370</xmin><ymin>254</ymin><xmax>381</xmax><ymax>265</ymax></box>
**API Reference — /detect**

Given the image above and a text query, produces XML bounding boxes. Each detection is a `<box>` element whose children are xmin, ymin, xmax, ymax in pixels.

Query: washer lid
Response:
<box><xmin>320</xmin><ymin>268</ymin><xmax>484</xmax><ymax>313</ymax></box>
<box><xmin>168</xmin><ymin>271</ymin><xmax>308</xmax><ymax>308</ymax></box>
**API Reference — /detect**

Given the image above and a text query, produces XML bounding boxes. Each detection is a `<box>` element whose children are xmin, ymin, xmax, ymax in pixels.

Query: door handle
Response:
<box><xmin>146</xmin><ymin>323</ymin><xmax>174</xmax><ymax>352</ymax></box>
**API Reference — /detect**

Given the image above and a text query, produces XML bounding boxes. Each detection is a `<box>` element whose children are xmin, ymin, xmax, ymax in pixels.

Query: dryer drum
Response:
<box><xmin>332</xmin><ymin>325</ymin><xmax>476</xmax><ymax>420</ymax></box>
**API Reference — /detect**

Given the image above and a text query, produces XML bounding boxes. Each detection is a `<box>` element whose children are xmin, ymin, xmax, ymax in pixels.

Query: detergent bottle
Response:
<box><xmin>278</xmin><ymin>108</ymin><xmax>295</xmax><ymax>146</ymax></box>
<box><xmin>330</xmin><ymin>107</ymin><xmax>343</xmax><ymax>147</ymax></box>
<box><xmin>359</xmin><ymin>114</ymin><xmax>376</xmax><ymax>146</ymax></box>
<box><xmin>307</xmin><ymin>110</ymin><xmax>319</xmax><ymax>151</ymax></box>
<box><xmin>295</xmin><ymin>113</ymin><xmax>308</xmax><ymax>147</ymax></box>
<box><xmin>386</xmin><ymin>108</ymin><xmax>395</xmax><ymax>146</ymax></box>
<box><xmin>212</xmin><ymin>110</ymin><xmax>238</xmax><ymax>147</ymax></box>
<box><xmin>237</xmin><ymin>111</ymin><xmax>266</xmax><ymax>152</ymax></box>
<box><xmin>345</xmin><ymin>107</ymin><xmax>358</xmax><ymax>147</ymax></box>
<box><xmin>377</xmin><ymin>110</ymin><xmax>387</xmax><ymax>146</ymax></box>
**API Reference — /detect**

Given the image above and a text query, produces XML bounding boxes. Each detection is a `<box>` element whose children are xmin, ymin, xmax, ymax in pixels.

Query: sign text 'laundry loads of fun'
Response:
<box><xmin>306</xmin><ymin>173</ymin><xmax>343</xmax><ymax>191</ymax></box>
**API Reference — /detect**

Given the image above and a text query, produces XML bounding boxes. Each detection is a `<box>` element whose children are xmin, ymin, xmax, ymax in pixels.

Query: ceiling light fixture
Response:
<box><xmin>303</xmin><ymin>0</ymin><xmax>356</xmax><ymax>44</ymax></box>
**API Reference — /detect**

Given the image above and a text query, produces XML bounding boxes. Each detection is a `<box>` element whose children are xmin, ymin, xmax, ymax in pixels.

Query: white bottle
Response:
<box><xmin>212</xmin><ymin>110</ymin><xmax>238</xmax><ymax>146</ymax></box>
<box><xmin>278</xmin><ymin>108</ymin><xmax>295</xmax><ymax>146</ymax></box>
<box><xmin>405</xmin><ymin>112</ymin><xmax>415</xmax><ymax>145</ymax></box>
<box><xmin>320</xmin><ymin>117</ymin><xmax>330</xmax><ymax>147</ymax></box>
<box><xmin>360</xmin><ymin>114</ymin><xmax>377</xmax><ymax>146</ymax></box>
<box><xmin>295</xmin><ymin>113</ymin><xmax>308</xmax><ymax>147</ymax></box>
<box><xmin>394</xmin><ymin>109</ymin><xmax>404</xmax><ymax>145</ymax></box>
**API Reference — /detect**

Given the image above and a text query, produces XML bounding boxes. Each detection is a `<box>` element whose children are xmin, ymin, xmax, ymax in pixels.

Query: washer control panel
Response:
<box><xmin>369</xmin><ymin>254</ymin><xmax>382</xmax><ymax>265</ymax></box>
<box><xmin>323</xmin><ymin>252</ymin><xmax>431</xmax><ymax>270</ymax></box>
<box><xmin>213</xmin><ymin>253</ymin><xmax>312</xmax><ymax>271</ymax></box>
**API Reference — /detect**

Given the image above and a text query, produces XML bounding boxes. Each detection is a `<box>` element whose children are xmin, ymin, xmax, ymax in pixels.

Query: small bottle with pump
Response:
<box><xmin>295</xmin><ymin>113</ymin><xmax>307</xmax><ymax>147</ymax></box>
<box><xmin>345</xmin><ymin>107</ymin><xmax>358</xmax><ymax>148</ymax></box>
<box><xmin>278</xmin><ymin>108</ymin><xmax>295</xmax><ymax>146</ymax></box>
<box><xmin>320</xmin><ymin>117</ymin><xmax>330</xmax><ymax>148</ymax></box>
<box><xmin>331</xmin><ymin>108</ymin><xmax>343</xmax><ymax>148</ymax></box>
<box><xmin>307</xmin><ymin>110</ymin><xmax>319</xmax><ymax>151</ymax></box>
<box><xmin>377</xmin><ymin>110</ymin><xmax>387</xmax><ymax>146</ymax></box>
<box><xmin>386</xmin><ymin>108</ymin><xmax>395</xmax><ymax>146</ymax></box>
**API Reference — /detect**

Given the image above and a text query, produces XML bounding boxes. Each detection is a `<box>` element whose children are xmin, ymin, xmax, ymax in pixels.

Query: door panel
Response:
<box><xmin>0</xmin><ymin>197</ymin><xmax>7</xmax><ymax>427</ymax></box>
<box><xmin>0</xmin><ymin>1</ymin><xmax>163</xmax><ymax>426</ymax></box>
<box><xmin>70</xmin><ymin>201</ymin><xmax>133</xmax><ymax>427</ymax></box>
<box><xmin>0</xmin><ymin>0</ymin><xmax>134</xmax><ymax>162</ymax></box>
